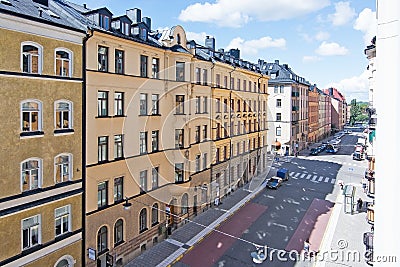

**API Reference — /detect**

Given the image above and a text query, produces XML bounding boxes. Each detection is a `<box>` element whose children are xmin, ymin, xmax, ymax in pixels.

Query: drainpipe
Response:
<box><xmin>209</xmin><ymin>58</ymin><xmax>215</xmax><ymax>207</ymax></box>
<box><xmin>228</xmin><ymin>66</ymin><xmax>235</xmax><ymax>194</ymax></box>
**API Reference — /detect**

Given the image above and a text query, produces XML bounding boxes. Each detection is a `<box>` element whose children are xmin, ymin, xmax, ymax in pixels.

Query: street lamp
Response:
<box><xmin>122</xmin><ymin>197</ymin><xmax>132</xmax><ymax>210</ymax></box>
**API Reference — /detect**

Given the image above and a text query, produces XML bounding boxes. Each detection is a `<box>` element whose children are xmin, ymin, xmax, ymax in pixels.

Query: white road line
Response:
<box><xmin>294</xmin><ymin>173</ymin><xmax>300</xmax><ymax>177</ymax></box>
<box><xmin>331</xmin><ymin>178</ymin><xmax>336</xmax><ymax>184</ymax></box>
<box><xmin>306</xmin><ymin>174</ymin><xmax>312</xmax><ymax>179</ymax></box>
<box><xmin>290</xmin><ymin>172</ymin><xmax>295</xmax><ymax>176</ymax></box>
<box><xmin>318</xmin><ymin>176</ymin><xmax>324</xmax><ymax>182</ymax></box>
<box><xmin>312</xmin><ymin>175</ymin><xmax>318</xmax><ymax>181</ymax></box>
<box><xmin>324</xmin><ymin>177</ymin><xmax>330</xmax><ymax>183</ymax></box>
<box><xmin>300</xmin><ymin>173</ymin><xmax>306</xmax><ymax>178</ymax></box>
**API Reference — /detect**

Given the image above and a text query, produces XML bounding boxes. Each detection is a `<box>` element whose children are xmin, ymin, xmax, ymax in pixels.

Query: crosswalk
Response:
<box><xmin>285</xmin><ymin>170</ymin><xmax>336</xmax><ymax>184</ymax></box>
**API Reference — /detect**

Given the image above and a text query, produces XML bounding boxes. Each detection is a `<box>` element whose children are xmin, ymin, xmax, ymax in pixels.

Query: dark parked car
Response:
<box><xmin>310</xmin><ymin>148</ymin><xmax>319</xmax><ymax>155</ymax></box>
<box><xmin>266</xmin><ymin>177</ymin><xmax>283</xmax><ymax>189</ymax></box>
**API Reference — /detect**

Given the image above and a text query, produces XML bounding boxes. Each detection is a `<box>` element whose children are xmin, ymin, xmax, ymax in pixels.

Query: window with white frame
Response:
<box><xmin>22</xmin><ymin>42</ymin><xmax>42</xmax><ymax>74</ymax></box>
<box><xmin>195</xmin><ymin>154</ymin><xmax>200</xmax><ymax>172</ymax></box>
<box><xmin>97</xmin><ymin>91</ymin><xmax>108</xmax><ymax>117</ymax></box>
<box><xmin>98</xmin><ymin>136</ymin><xmax>108</xmax><ymax>162</ymax></box>
<box><xmin>203</xmin><ymin>96</ymin><xmax>208</xmax><ymax>113</ymax></box>
<box><xmin>139</xmin><ymin>93</ymin><xmax>147</xmax><ymax>115</ymax></box>
<box><xmin>276</xmin><ymin>99</ymin><xmax>282</xmax><ymax>108</ymax></box>
<box><xmin>139</xmin><ymin>132</ymin><xmax>147</xmax><ymax>154</ymax></box>
<box><xmin>114</xmin><ymin>92</ymin><xmax>124</xmax><ymax>116</ymax></box>
<box><xmin>195</xmin><ymin>67</ymin><xmax>201</xmax><ymax>84</ymax></box>
<box><xmin>140</xmin><ymin>170</ymin><xmax>147</xmax><ymax>193</ymax></box>
<box><xmin>55</xmin><ymin>205</ymin><xmax>70</xmax><ymax>237</ymax></box>
<box><xmin>21</xmin><ymin>100</ymin><xmax>42</xmax><ymax>133</ymax></box>
<box><xmin>114</xmin><ymin>177</ymin><xmax>123</xmax><ymax>202</ymax></box>
<box><xmin>276</xmin><ymin>126</ymin><xmax>282</xmax><ymax>136</ymax></box>
<box><xmin>139</xmin><ymin>208</ymin><xmax>147</xmax><ymax>233</ymax></box>
<box><xmin>276</xmin><ymin>113</ymin><xmax>282</xmax><ymax>122</ymax></box>
<box><xmin>151</xmin><ymin>203</ymin><xmax>159</xmax><ymax>225</ymax></box>
<box><xmin>21</xmin><ymin>158</ymin><xmax>41</xmax><ymax>191</ymax></box>
<box><xmin>202</xmin><ymin>153</ymin><xmax>207</xmax><ymax>170</ymax></box>
<box><xmin>195</xmin><ymin>96</ymin><xmax>201</xmax><ymax>113</ymax></box>
<box><xmin>97</xmin><ymin>226</ymin><xmax>108</xmax><ymax>253</ymax></box>
<box><xmin>22</xmin><ymin>214</ymin><xmax>40</xmax><ymax>249</ymax></box>
<box><xmin>114</xmin><ymin>134</ymin><xmax>124</xmax><ymax>159</ymax></box>
<box><xmin>55</xmin><ymin>49</ymin><xmax>72</xmax><ymax>77</ymax></box>
<box><xmin>54</xmin><ymin>154</ymin><xmax>72</xmax><ymax>183</ymax></box>
<box><xmin>55</xmin><ymin>100</ymin><xmax>72</xmax><ymax>131</ymax></box>
<box><xmin>97</xmin><ymin>181</ymin><xmax>108</xmax><ymax>208</ymax></box>
<box><xmin>176</xmin><ymin>61</ymin><xmax>185</xmax><ymax>81</ymax></box>
<box><xmin>152</xmin><ymin>58</ymin><xmax>159</xmax><ymax>79</ymax></box>
<box><xmin>115</xmin><ymin>49</ymin><xmax>124</xmax><ymax>74</ymax></box>
<box><xmin>98</xmin><ymin>46</ymin><xmax>108</xmax><ymax>72</ymax></box>
<box><xmin>151</xmin><ymin>94</ymin><xmax>159</xmax><ymax>115</ymax></box>
<box><xmin>114</xmin><ymin>219</ymin><xmax>123</xmax><ymax>245</ymax></box>
<box><xmin>152</xmin><ymin>167</ymin><xmax>159</xmax><ymax>189</ymax></box>
<box><xmin>175</xmin><ymin>163</ymin><xmax>184</xmax><ymax>183</ymax></box>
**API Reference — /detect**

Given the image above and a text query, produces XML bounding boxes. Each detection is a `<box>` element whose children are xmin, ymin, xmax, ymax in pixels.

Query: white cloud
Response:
<box><xmin>354</xmin><ymin>8</ymin><xmax>377</xmax><ymax>45</ymax></box>
<box><xmin>226</xmin><ymin>36</ymin><xmax>286</xmax><ymax>57</ymax></box>
<box><xmin>315</xmin><ymin>41</ymin><xmax>348</xmax><ymax>56</ymax></box>
<box><xmin>186</xmin><ymin>31</ymin><xmax>210</xmax><ymax>45</ymax></box>
<box><xmin>325</xmin><ymin>70</ymin><xmax>369</xmax><ymax>102</ymax></box>
<box><xmin>179</xmin><ymin>0</ymin><xmax>330</xmax><ymax>27</ymax></box>
<box><xmin>303</xmin><ymin>55</ymin><xmax>322</xmax><ymax>62</ymax></box>
<box><xmin>328</xmin><ymin>1</ymin><xmax>356</xmax><ymax>26</ymax></box>
<box><xmin>315</xmin><ymin>31</ymin><xmax>330</xmax><ymax>41</ymax></box>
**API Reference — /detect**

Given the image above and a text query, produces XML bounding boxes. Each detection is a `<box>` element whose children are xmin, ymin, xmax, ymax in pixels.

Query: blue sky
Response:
<box><xmin>71</xmin><ymin>0</ymin><xmax>376</xmax><ymax>102</ymax></box>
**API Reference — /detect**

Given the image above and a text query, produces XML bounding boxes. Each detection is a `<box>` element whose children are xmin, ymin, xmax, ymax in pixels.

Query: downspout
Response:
<box><xmin>228</xmin><ymin>66</ymin><xmax>235</xmax><ymax>193</ymax></box>
<box><xmin>257</xmin><ymin>75</ymin><xmax>262</xmax><ymax>175</ymax></box>
<box><xmin>82</xmin><ymin>28</ymin><xmax>93</xmax><ymax>267</ymax></box>
<box><xmin>209</xmin><ymin>58</ymin><xmax>215</xmax><ymax>207</ymax></box>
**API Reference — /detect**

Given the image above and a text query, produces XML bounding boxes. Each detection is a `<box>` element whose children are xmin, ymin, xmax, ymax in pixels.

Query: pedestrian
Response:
<box><xmin>303</xmin><ymin>239</ymin><xmax>310</xmax><ymax>257</ymax></box>
<box><xmin>357</xmin><ymin>198</ymin><xmax>363</xmax><ymax>211</ymax></box>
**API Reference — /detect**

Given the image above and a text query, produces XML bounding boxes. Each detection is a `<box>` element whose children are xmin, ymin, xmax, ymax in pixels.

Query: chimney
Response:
<box><xmin>205</xmin><ymin>36</ymin><xmax>216</xmax><ymax>51</ymax></box>
<box><xmin>83</xmin><ymin>3</ymin><xmax>87</xmax><ymax>9</ymax></box>
<box><xmin>33</xmin><ymin>0</ymin><xmax>48</xmax><ymax>6</ymax></box>
<box><xmin>283</xmin><ymin>64</ymin><xmax>288</xmax><ymax>69</ymax></box>
<box><xmin>126</xmin><ymin>8</ymin><xmax>141</xmax><ymax>23</ymax></box>
<box><xmin>142</xmin><ymin>17</ymin><xmax>151</xmax><ymax>30</ymax></box>
<box><xmin>274</xmin><ymin>59</ymin><xmax>279</xmax><ymax>65</ymax></box>
<box><xmin>229</xmin><ymin>48</ymin><xmax>240</xmax><ymax>59</ymax></box>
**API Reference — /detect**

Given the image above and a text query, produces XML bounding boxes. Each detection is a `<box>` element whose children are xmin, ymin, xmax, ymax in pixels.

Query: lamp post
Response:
<box><xmin>122</xmin><ymin>197</ymin><xmax>132</xmax><ymax>210</ymax></box>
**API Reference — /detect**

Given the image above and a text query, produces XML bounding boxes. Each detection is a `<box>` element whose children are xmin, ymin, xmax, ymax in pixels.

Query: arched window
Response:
<box><xmin>21</xmin><ymin>100</ymin><xmax>42</xmax><ymax>134</ymax></box>
<box><xmin>54</xmin><ymin>254</ymin><xmax>75</xmax><ymax>267</ymax></box>
<box><xmin>176</xmin><ymin>34</ymin><xmax>181</xmax><ymax>45</ymax></box>
<box><xmin>114</xmin><ymin>219</ymin><xmax>123</xmax><ymax>245</ymax></box>
<box><xmin>181</xmin><ymin>193</ymin><xmax>188</xmax><ymax>214</ymax></box>
<box><xmin>97</xmin><ymin>226</ymin><xmax>108</xmax><ymax>253</ymax></box>
<box><xmin>21</xmin><ymin>158</ymin><xmax>42</xmax><ymax>191</ymax></box>
<box><xmin>151</xmin><ymin>203</ymin><xmax>158</xmax><ymax>226</ymax></box>
<box><xmin>55</xmin><ymin>100</ymin><xmax>73</xmax><ymax>131</ymax></box>
<box><xmin>21</xmin><ymin>42</ymin><xmax>42</xmax><ymax>74</ymax></box>
<box><xmin>139</xmin><ymin>208</ymin><xmax>147</xmax><ymax>233</ymax></box>
<box><xmin>54</xmin><ymin>154</ymin><xmax>72</xmax><ymax>183</ymax></box>
<box><xmin>55</xmin><ymin>48</ymin><xmax>72</xmax><ymax>77</ymax></box>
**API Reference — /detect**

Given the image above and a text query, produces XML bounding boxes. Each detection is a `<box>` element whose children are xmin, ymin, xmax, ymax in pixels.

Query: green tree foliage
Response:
<box><xmin>349</xmin><ymin>99</ymin><xmax>368</xmax><ymax>125</ymax></box>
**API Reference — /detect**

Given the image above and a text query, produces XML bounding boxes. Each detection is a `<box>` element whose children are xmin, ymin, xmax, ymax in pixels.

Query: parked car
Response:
<box><xmin>318</xmin><ymin>144</ymin><xmax>327</xmax><ymax>151</ymax></box>
<box><xmin>310</xmin><ymin>148</ymin><xmax>319</xmax><ymax>155</ymax></box>
<box><xmin>276</xmin><ymin>168</ymin><xmax>289</xmax><ymax>181</ymax></box>
<box><xmin>326</xmin><ymin>144</ymin><xmax>339</xmax><ymax>153</ymax></box>
<box><xmin>266</xmin><ymin>177</ymin><xmax>283</xmax><ymax>189</ymax></box>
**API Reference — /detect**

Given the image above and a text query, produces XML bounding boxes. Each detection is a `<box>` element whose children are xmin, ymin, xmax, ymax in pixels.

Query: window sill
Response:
<box><xmin>150</xmin><ymin>114</ymin><xmax>161</xmax><ymax>116</ymax></box>
<box><xmin>139</xmin><ymin>114</ymin><xmax>149</xmax><ymax>116</ymax></box>
<box><xmin>139</xmin><ymin>228</ymin><xmax>148</xmax><ymax>234</ymax></box>
<box><xmin>97</xmin><ymin>248</ymin><xmax>109</xmax><ymax>257</ymax></box>
<box><xmin>97</xmin><ymin>160</ymin><xmax>110</xmax><ymax>164</ymax></box>
<box><xmin>20</xmin><ymin>131</ymin><xmax>44</xmax><ymax>138</ymax></box>
<box><xmin>95</xmin><ymin>115</ymin><xmax>111</xmax><ymax>118</ymax></box>
<box><xmin>113</xmin><ymin>115</ymin><xmax>126</xmax><ymax>118</ymax></box>
<box><xmin>151</xmin><ymin>222</ymin><xmax>159</xmax><ymax>227</ymax></box>
<box><xmin>54</xmin><ymin>129</ymin><xmax>74</xmax><ymax>135</ymax></box>
<box><xmin>175</xmin><ymin>180</ymin><xmax>185</xmax><ymax>184</ymax></box>
<box><xmin>174</xmin><ymin>113</ymin><xmax>186</xmax><ymax>115</ymax></box>
<box><xmin>114</xmin><ymin>240</ymin><xmax>125</xmax><ymax>248</ymax></box>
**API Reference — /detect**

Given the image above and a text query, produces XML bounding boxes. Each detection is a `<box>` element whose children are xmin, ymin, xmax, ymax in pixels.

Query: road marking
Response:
<box><xmin>331</xmin><ymin>178</ymin><xmax>336</xmax><ymax>184</ymax></box>
<box><xmin>290</xmin><ymin>172</ymin><xmax>295</xmax><ymax>176</ymax></box>
<box><xmin>324</xmin><ymin>177</ymin><xmax>330</xmax><ymax>183</ymax></box>
<box><xmin>300</xmin><ymin>173</ymin><xmax>306</xmax><ymax>178</ymax></box>
<box><xmin>306</xmin><ymin>174</ymin><xmax>312</xmax><ymax>179</ymax></box>
<box><xmin>294</xmin><ymin>173</ymin><xmax>300</xmax><ymax>177</ymax></box>
<box><xmin>312</xmin><ymin>175</ymin><xmax>318</xmax><ymax>181</ymax></box>
<box><xmin>318</xmin><ymin>176</ymin><xmax>324</xmax><ymax>182</ymax></box>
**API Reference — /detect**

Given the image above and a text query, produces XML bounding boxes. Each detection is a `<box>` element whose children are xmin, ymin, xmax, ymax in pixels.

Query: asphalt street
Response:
<box><xmin>174</xmin><ymin>131</ymin><xmax>368</xmax><ymax>267</ymax></box>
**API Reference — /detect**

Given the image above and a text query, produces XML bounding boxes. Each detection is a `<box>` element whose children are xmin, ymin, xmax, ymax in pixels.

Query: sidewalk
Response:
<box><xmin>125</xmin><ymin>167</ymin><xmax>274</xmax><ymax>267</ymax></box>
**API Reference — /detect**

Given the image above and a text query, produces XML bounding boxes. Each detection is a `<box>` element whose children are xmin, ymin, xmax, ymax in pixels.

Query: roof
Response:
<box><xmin>259</xmin><ymin>60</ymin><xmax>310</xmax><ymax>86</ymax></box>
<box><xmin>0</xmin><ymin>0</ymin><xmax>87</xmax><ymax>32</ymax></box>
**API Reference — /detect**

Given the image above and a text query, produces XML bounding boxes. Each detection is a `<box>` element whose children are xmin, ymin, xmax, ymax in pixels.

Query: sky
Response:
<box><xmin>71</xmin><ymin>0</ymin><xmax>376</xmax><ymax>102</ymax></box>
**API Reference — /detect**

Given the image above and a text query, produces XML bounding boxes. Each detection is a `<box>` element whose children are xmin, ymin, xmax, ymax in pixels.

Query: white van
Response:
<box><xmin>357</xmin><ymin>137</ymin><xmax>366</xmax><ymax>148</ymax></box>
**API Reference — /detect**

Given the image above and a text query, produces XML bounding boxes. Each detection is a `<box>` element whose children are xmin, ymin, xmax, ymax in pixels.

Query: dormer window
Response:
<box><xmin>121</xmin><ymin>22</ymin><xmax>130</xmax><ymax>35</ymax></box>
<box><xmin>99</xmin><ymin>14</ymin><xmax>110</xmax><ymax>30</ymax></box>
<box><xmin>140</xmin><ymin>28</ymin><xmax>147</xmax><ymax>41</ymax></box>
<box><xmin>176</xmin><ymin>34</ymin><xmax>181</xmax><ymax>45</ymax></box>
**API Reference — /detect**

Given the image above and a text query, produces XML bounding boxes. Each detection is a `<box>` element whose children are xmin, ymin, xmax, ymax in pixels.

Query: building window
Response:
<box><xmin>151</xmin><ymin>130</ymin><xmax>159</xmax><ymax>152</ymax></box>
<box><xmin>55</xmin><ymin>49</ymin><xmax>71</xmax><ymax>77</ymax></box>
<box><xmin>195</xmin><ymin>126</ymin><xmax>200</xmax><ymax>143</ymax></box>
<box><xmin>202</xmin><ymin>69</ymin><xmax>208</xmax><ymax>85</ymax></box>
<box><xmin>98</xmin><ymin>136</ymin><xmax>108</xmax><ymax>162</ymax></box>
<box><xmin>237</xmin><ymin>78</ymin><xmax>241</xmax><ymax>90</ymax></box>
<box><xmin>151</xmin><ymin>94</ymin><xmax>159</xmax><ymax>115</ymax></box>
<box><xmin>98</xmin><ymin>46</ymin><xmax>108</xmax><ymax>72</ymax></box>
<box><xmin>115</xmin><ymin>49</ymin><xmax>124</xmax><ymax>74</ymax></box>
<box><xmin>216</xmin><ymin>147</ymin><xmax>220</xmax><ymax>163</ymax></box>
<box><xmin>140</xmin><ymin>170</ymin><xmax>147</xmax><ymax>193</ymax></box>
<box><xmin>139</xmin><ymin>93</ymin><xmax>147</xmax><ymax>115</ymax></box>
<box><xmin>280</xmin><ymin>85</ymin><xmax>284</xmax><ymax>93</ymax></box>
<box><xmin>195</xmin><ymin>154</ymin><xmax>200</xmax><ymax>172</ymax></box>
<box><xmin>22</xmin><ymin>215</ymin><xmax>40</xmax><ymax>249</ymax></box>
<box><xmin>202</xmin><ymin>153</ymin><xmax>207</xmax><ymax>170</ymax></box>
<box><xmin>216</xmin><ymin>123</ymin><xmax>221</xmax><ymax>139</ymax></box>
<box><xmin>99</xmin><ymin>14</ymin><xmax>110</xmax><ymax>30</ymax></box>
<box><xmin>114</xmin><ymin>219</ymin><xmax>123</xmax><ymax>245</ymax></box>
<box><xmin>237</xmin><ymin>100</ymin><xmax>241</xmax><ymax>111</ymax></box>
<box><xmin>151</xmin><ymin>204</ymin><xmax>159</xmax><ymax>225</ymax></box>
<box><xmin>243</xmin><ymin>80</ymin><xmax>247</xmax><ymax>91</ymax></box>
<box><xmin>21</xmin><ymin>158</ymin><xmax>41</xmax><ymax>191</ymax></box>
<box><xmin>22</xmin><ymin>42</ymin><xmax>41</xmax><ymax>74</ymax></box>
<box><xmin>139</xmin><ymin>132</ymin><xmax>148</xmax><ymax>154</ymax></box>
<box><xmin>55</xmin><ymin>205</ymin><xmax>70</xmax><ymax>237</ymax></box>
<box><xmin>121</xmin><ymin>22</ymin><xmax>130</xmax><ymax>35</ymax></box>
<box><xmin>195</xmin><ymin>68</ymin><xmax>201</xmax><ymax>84</ymax></box>
<box><xmin>114</xmin><ymin>134</ymin><xmax>124</xmax><ymax>159</ymax></box>
<box><xmin>203</xmin><ymin>125</ymin><xmax>208</xmax><ymax>140</ymax></box>
<box><xmin>195</xmin><ymin>96</ymin><xmax>201</xmax><ymax>113</ymax></box>
<box><xmin>176</xmin><ymin>61</ymin><xmax>185</xmax><ymax>81</ymax></box>
<box><xmin>175</xmin><ymin>163</ymin><xmax>184</xmax><ymax>183</ymax></box>
<box><xmin>274</xmin><ymin>85</ymin><xmax>279</xmax><ymax>94</ymax></box>
<box><xmin>276</xmin><ymin>113</ymin><xmax>282</xmax><ymax>122</ymax></box>
<box><xmin>175</xmin><ymin>95</ymin><xmax>185</xmax><ymax>114</ymax></box>
<box><xmin>98</xmin><ymin>181</ymin><xmax>108</xmax><ymax>208</ymax></box>
<box><xmin>114</xmin><ymin>177</ymin><xmax>123</xmax><ymax>202</ymax></box>
<box><xmin>114</xmin><ymin>92</ymin><xmax>124</xmax><ymax>116</ymax></box>
<box><xmin>223</xmin><ymin>76</ymin><xmax>228</xmax><ymax>88</ymax></box>
<box><xmin>55</xmin><ymin>100</ymin><xmax>72</xmax><ymax>131</ymax></box>
<box><xmin>230</xmin><ymin>77</ymin><xmax>234</xmax><ymax>90</ymax></box>
<box><xmin>139</xmin><ymin>208</ymin><xmax>147</xmax><ymax>233</ymax></box>
<box><xmin>97</xmin><ymin>91</ymin><xmax>108</xmax><ymax>117</ymax></box>
<box><xmin>224</xmin><ymin>99</ymin><xmax>228</xmax><ymax>113</ymax></box>
<box><xmin>152</xmin><ymin>167</ymin><xmax>159</xmax><ymax>189</ymax></box>
<box><xmin>21</xmin><ymin>100</ymin><xmax>42</xmax><ymax>133</ymax></box>
<box><xmin>216</xmin><ymin>98</ymin><xmax>221</xmax><ymax>113</ymax></box>
<box><xmin>276</xmin><ymin>126</ymin><xmax>282</xmax><ymax>136</ymax></box>
<box><xmin>97</xmin><ymin>226</ymin><xmax>108</xmax><ymax>253</ymax></box>
<box><xmin>216</xmin><ymin>74</ymin><xmax>221</xmax><ymax>87</ymax></box>
<box><xmin>175</xmin><ymin>129</ymin><xmax>184</xmax><ymax>148</ymax></box>
<box><xmin>140</xmin><ymin>55</ymin><xmax>148</xmax><ymax>77</ymax></box>
<box><xmin>181</xmin><ymin>193</ymin><xmax>188</xmax><ymax>214</ymax></box>
<box><xmin>203</xmin><ymin>97</ymin><xmax>208</xmax><ymax>113</ymax></box>
<box><xmin>152</xmin><ymin>58</ymin><xmax>159</xmax><ymax>78</ymax></box>
<box><xmin>54</xmin><ymin>154</ymin><xmax>72</xmax><ymax>183</ymax></box>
